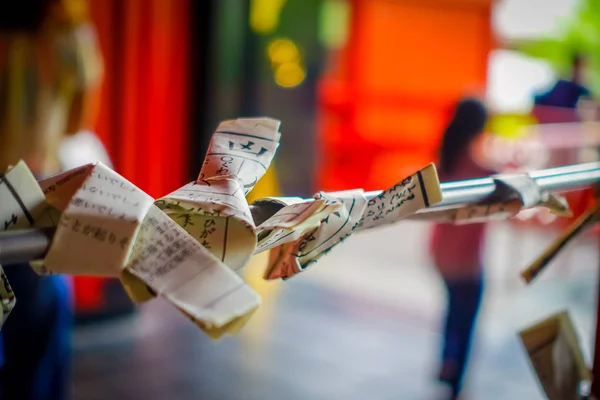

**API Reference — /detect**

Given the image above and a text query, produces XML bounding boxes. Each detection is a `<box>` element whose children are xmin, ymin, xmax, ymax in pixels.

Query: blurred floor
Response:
<box><xmin>72</xmin><ymin>221</ymin><xmax>599</xmax><ymax>400</ymax></box>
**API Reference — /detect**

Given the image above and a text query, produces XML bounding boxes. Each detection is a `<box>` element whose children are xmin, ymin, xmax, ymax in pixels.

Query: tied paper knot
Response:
<box><xmin>1</xmin><ymin>117</ymin><xmax>285</xmax><ymax>338</ymax></box>
<box><xmin>0</xmin><ymin>161</ymin><xmax>43</xmax><ymax>326</ymax></box>
<box><xmin>28</xmin><ymin>160</ymin><xmax>260</xmax><ymax>338</ymax></box>
<box><xmin>156</xmin><ymin>118</ymin><xmax>282</xmax><ymax>271</ymax></box>
<box><xmin>0</xmin><ymin>120</ymin><xmax>445</xmax><ymax>336</ymax></box>
<box><xmin>260</xmin><ymin>163</ymin><xmax>442</xmax><ymax>280</ymax></box>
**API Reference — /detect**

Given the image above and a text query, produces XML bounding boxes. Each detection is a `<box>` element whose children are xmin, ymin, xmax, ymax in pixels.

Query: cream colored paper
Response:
<box><xmin>1</xmin><ymin>161</ymin><xmax>49</xmax><ymax>231</ymax></box>
<box><xmin>254</xmin><ymin>197</ymin><xmax>342</xmax><ymax>253</ymax></box>
<box><xmin>519</xmin><ymin>311</ymin><xmax>590</xmax><ymax>400</ymax></box>
<box><xmin>493</xmin><ymin>173</ymin><xmax>571</xmax><ymax>216</ymax></box>
<box><xmin>451</xmin><ymin>173</ymin><xmax>571</xmax><ymax>225</ymax></box>
<box><xmin>263</xmin><ymin>190</ymin><xmax>367</xmax><ymax>280</ymax></box>
<box><xmin>34</xmin><ymin>161</ymin><xmax>261</xmax><ymax>338</ymax></box>
<box><xmin>42</xmin><ymin>162</ymin><xmax>155</xmax><ymax>276</ymax></box>
<box><xmin>355</xmin><ymin>163</ymin><xmax>442</xmax><ymax>231</ymax></box>
<box><xmin>453</xmin><ymin>200</ymin><xmax>524</xmax><ymax>224</ymax></box>
<box><xmin>156</xmin><ymin>118</ymin><xmax>281</xmax><ymax>271</ymax></box>
<box><xmin>261</xmin><ymin>164</ymin><xmax>443</xmax><ymax>280</ymax></box>
<box><xmin>0</xmin><ymin>161</ymin><xmax>54</xmax><ymax>326</ymax></box>
<box><xmin>124</xmin><ymin>205</ymin><xmax>261</xmax><ymax>337</ymax></box>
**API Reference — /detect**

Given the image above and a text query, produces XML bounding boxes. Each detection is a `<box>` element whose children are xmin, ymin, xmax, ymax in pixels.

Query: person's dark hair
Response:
<box><xmin>0</xmin><ymin>0</ymin><xmax>53</xmax><ymax>32</ymax></box>
<box><xmin>438</xmin><ymin>97</ymin><xmax>488</xmax><ymax>173</ymax></box>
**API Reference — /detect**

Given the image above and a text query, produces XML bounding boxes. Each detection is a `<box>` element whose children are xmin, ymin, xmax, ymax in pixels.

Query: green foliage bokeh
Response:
<box><xmin>518</xmin><ymin>0</ymin><xmax>600</xmax><ymax>96</ymax></box>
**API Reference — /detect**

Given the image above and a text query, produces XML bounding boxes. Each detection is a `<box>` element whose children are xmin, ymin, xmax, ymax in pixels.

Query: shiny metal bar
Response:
<box><xmin>251</xmin><ymin>162</ymin><xmax>600</xmax><ymax>225</ymax></box>
<box><xmin>2</xmin><ymin>162</ymin><xmax>600</xmax><ymax>265</ymax></box>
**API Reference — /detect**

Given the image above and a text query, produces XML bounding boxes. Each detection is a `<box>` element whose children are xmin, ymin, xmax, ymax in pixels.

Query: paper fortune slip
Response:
<box><xmin>449</xmin><ymin>172</ymin><xmax>571</xmax><ymax>225</ymax></box>
<box><xmin>257</xmin><ymin>163</ymin><xmax>443</xmax><ymax>280</ymax></box>
<box><xmin>31</xmin><ymin>159</ymin><xmax>261</xmax><ymax>338</ymax></box>
<box><xmin>519</xmin><ymin>311</ymin><xmax>590</xmax><ymax>400</ymax></box>
<box><xmin>0</xmin><ymin>161</ymin><xmax>55</xmax><ymax>327</ymax></box>
<box><xmin>0</xmin><ymin>117</ymin><xmax>449</xmax><ymax>338</ymax></box>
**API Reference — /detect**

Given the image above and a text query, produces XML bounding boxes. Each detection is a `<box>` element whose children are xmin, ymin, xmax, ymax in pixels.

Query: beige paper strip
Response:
<box><xmin>156</xmin><ymin>118</ymin><xmax>281</xmax><ymax>271</ymax></box>
<box><xmin>261</xmin><ymin>164</ymin><xmax>443</xmax><ymax>280</ymax></box>
<box><xmin>0</xmin><ymin>161</ymin><xmax>52</xmax><ymax>327</ymax></box>
<box><xmin>520</xmin><ymin>311</ymin><xmax>590</xmax><ymax>400</ymax></box>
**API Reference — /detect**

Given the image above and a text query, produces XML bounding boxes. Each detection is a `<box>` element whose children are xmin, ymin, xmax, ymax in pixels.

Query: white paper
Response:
<box><xmin>263</xmin><ymin>190</ymin><xmax>367</xmax><ymax>280</ymax></box>
<box><xmin>454</xmin><ymin>201</ymin><xmax>523</xmax><ymax>224</ymax></box>
<box><xmin>0</xmin><ymin>161</ymin><xmax>49</xmax><ymax>231</ymax></box>
<box><xmin>125</xmin><ymin>205</ymin><xmax>260</xmax><ymax>331</ymax></box>
<box><xmin>43</xmin><ymin>162</ymin><xmax>155</xmax><ymax>276</ymax></box>
<box><xmin>0</xmin><ymin>161</ymin><xmax>50</xmax><ymax>326</ymax></box>
<box><xmin>34</xmin><ymin>161</ymin><xmax>261</xmax><ymax>337</ymax></box>
<box><xmin>425</xmin><ymin>172</ymin><xmax>571</xmax><ymax>226</ymax></box>
<box><xmin>156</xmin><ymin>118</ymin><xmax>281</xmax><ymax>271</ymax></box>
<box><xmin>260</xmin><ymin>164</ymin><xmax>443</xmax><ymax>280</ymax></box>
<box><xmin>254</xmin><ymin>198</ymin><xmax>342</xmax><ymax>253</ymax></box>
<box><xmin>493</xmin><ymin>173</ymin><xmax>571</xmax><ymax>216</ymax></box>
<box><xmin>354</xmin><ymin>163</ymin><xmax>442</xmax><ymax>231</ymax></box>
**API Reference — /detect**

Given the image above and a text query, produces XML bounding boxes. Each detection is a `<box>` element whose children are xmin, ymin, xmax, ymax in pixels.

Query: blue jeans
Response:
<box><xmin>0</xmin><ymin>265</ymin><xmax>72</xmax><ymax>400</ymax></box>
<box><xmin>439</xmin><ymin>275</ymin><xmax>484</xmax><ymax>396</ymax></box>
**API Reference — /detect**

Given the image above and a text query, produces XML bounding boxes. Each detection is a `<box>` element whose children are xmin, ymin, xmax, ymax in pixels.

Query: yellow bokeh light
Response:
<box><xmin>274</xmin><ymin>62</ymin><xmax>306</xmax><ymax>88</ymax></box>
<box><xmin>267</xmin><ymin>38</ymin><xmax>300</xmax><ymax>65</ymax></box>
<box><xmin>250</xmin><ymin>0</ymin><xmax>287</xmax><ymax>35</ymax></box>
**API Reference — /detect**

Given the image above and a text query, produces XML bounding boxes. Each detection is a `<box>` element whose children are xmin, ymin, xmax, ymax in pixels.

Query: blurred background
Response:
<box><xmin>4</xmin><ymin>0</ymin><xmax>600</xmax><ymax>398</ymax></box>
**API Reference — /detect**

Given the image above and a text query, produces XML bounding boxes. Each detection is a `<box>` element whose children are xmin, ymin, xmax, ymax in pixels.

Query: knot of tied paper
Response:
<box><xmin>0</xmin><ymin>117</ymin><xmax>444</xmax><ymax>335</ymax></box>
<box><xmin>155</xmin><ymin>118</ymin><xmax>282</xmax><ymax>271</ymax></box>
<box><xmin>255</xmin><ymin>164</ymin><xmax>443</xmax><ymax>280</ymax></box>
<box><xmin>1</xmin><ymin>161</ymin><xmax>51</xmax><ymax>325</ymax></box>
<box><xmin>0</xmin><ymin>118</ymin><xmax>286</xmax><ymax>336</ymax></box>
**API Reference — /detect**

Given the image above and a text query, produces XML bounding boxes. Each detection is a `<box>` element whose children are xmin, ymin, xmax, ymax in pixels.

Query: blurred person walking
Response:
<box><xmin>0</xmin><ymin>1</ymin><xmax>102</xmax><ymax>398</ymax></box>
<box><xmin>429</xmin><ymin>97</ymin><xmax>495</xmax><ymax>399</ymax></box>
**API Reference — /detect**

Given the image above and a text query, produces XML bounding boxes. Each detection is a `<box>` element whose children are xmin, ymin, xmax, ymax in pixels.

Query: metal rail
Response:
<box><xmin>2</xmin><ymin>162</ymin><xmax>600</xmax><ymax>265</ymax></box>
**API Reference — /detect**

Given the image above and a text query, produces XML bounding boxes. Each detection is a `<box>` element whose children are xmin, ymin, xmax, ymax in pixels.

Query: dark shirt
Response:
<box><xmin>534</xmin><ymin>79</ymin><xmax>591</xmax><ymax>109</ymax></box>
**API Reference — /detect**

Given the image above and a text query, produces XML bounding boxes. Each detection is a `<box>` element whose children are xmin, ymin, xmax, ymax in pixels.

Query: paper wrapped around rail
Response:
<box><xmin>429</xmin><ymin>172</ymin><xmax>571</xmax><ymax>225</ymax></box>
<box><xmin>263</xmin><ymin>190</ymin><xmax>367</xmax><ymax>280</ymax></box>
<box><xmin>33</xmin><ymin>161</ymin><xmax>260</xmax><ymax>338</ymax></box>
<box><xmin>0</xmin><ymin>161</ymin><xmax>53</xmax><ymax>326</ymax></box>
<box><xmin>521</xmin><ymin>202</ymin><xmax>599</xmax><ymax>284</ymax></box>
<box><xmin>39</xmin><ymin>162</ymin><xmax>155</xmax><ymax>276</ymax></box>
<box><xmin>519</xmin><ymin>311</ymin><xmax>590</xmax><ymax>400</ymax></box>
<box><xmin>123</xmin><ymin>206</ymin><xmax>260</xmax><ymax>339</ymax></box>
<box><xmin>155</xmin><ymin>118</ymin><xmax>281</xmax><ymax>271</ymax></box>
<box><xmin>253</xmin><ymin>196</ymin><xmax>343</xmax><ymax>254</ymax></box>
<box><xmin>261</xmin><ymin>163</ymin><xmax>443</xmax><ymax>280</ymax></box>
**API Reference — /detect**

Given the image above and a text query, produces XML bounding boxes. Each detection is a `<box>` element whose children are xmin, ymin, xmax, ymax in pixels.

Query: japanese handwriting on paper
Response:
<box><xmin>355</xmin><ymin>178</ymin><xmax>418</xmax><ymax>229</ymax></box>
<box><xmin>60</xmin><ymin>215</ymin><xmax>129</xmax><ymax>250</ymax></box>
<box><xmin>197</xmin><ymin>219</ymin><xmax>217</xmax><ymax>249</ymax></box>
<box><xmin>215</xmin><ymin>156</ymin><xmax>234</xmax><ymax>176</ymax></box>
<box><xmin>3</xmin><ymin>214</ymin><xmax>17</xmax><ymax>230</ymax></box>
<box><xmin>228</xmin><ymin>140</ymin><xmax>268</xmax><ymax>156</ymax></box>
<box><xmin>79</xmin><ymin>185</ymin><xmax>140</xmax><ymax>207</ymax></box>
<box><xmin>70</xmin><ymin>197</ymin><xmax>138</xmax><ymax>223</ymax></box>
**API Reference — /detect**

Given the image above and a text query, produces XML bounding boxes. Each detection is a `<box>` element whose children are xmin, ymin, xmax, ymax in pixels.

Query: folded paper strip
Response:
<box><xmin>0</xmin><ymin>161</ymin><xmax>52</xmax><ymax>327</ymax></box>
<box><xmin>520</xmin><ymin>311</ymin><xmax>591</xmax><ymax>400</ymax></box>
<box><xmin>2</xmin><ymin>117</ymin><xmax>578</xmax><ymax>338</ymax></box>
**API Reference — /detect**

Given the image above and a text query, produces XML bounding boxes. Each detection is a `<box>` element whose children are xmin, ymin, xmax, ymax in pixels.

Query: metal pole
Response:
<box><xmin>2</xmin><ymin>162</ymin><xmax>600</xmax><ymax>265</ymax></box>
